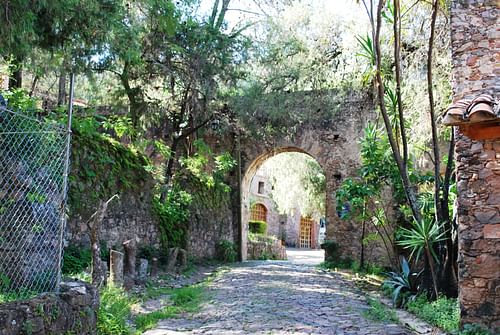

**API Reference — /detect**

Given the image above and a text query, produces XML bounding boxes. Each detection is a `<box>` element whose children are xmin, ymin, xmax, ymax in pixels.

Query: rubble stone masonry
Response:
<box><xmin>451</xmin><ymin>0</ymin><xmax>499</xmax><ymax>330</ymax></box>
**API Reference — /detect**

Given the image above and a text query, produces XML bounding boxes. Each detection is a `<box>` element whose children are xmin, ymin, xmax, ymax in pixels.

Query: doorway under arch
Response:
<box><xmin>240</xmin><ymin>148</ymin><xmax>327</xmax><ymax>260</ymax></box>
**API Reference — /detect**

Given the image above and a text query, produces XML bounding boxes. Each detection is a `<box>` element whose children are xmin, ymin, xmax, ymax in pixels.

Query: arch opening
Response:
<box><xmin>240</xmin><ymin>148</ymin><xmax>327</xmax><ymax>261</ymax></box>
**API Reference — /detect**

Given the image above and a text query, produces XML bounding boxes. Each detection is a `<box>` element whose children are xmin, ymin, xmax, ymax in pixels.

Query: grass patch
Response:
<box><xmin>318</xmin><ymin>260</ymin><xmax>384</xmax><ymax>276</ymax></box>
<box><xmin>97</xmin><ymin>285</ymin><xmax>134</xmax><ymax>335</ymax></box>
<box><xmin>363</xmin><ymin>298</ymin><xmax>398</xmax><ymax>323</ymax></box>
<box><xmin>0</xmin><ymin>289</ymin><xmax>38</xmax><ymax>304</ymax></box>
<box><xmin>406</xmin><ymin>295</ymin><xmax>460</xmax><ymax>333</ymax></box>
<box><xmin>134</xmin><ymin>285</ymin><xmax>205</xmax><ymax>334</ymax></box>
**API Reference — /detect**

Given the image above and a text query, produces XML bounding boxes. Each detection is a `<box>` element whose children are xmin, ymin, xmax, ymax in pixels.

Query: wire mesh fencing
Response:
<box><xmin>0</xmin><ymin>96</ymin><xmax>71</xmax><ymax>298</ymax></box>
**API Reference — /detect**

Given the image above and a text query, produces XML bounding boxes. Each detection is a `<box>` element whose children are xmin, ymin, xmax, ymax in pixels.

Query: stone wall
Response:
<box><xmin>66</xmin><ymin>180</ymin><xmax>160</xmax><ymax>249</ymax></box>
<box><xmin>450</xmin><ymin>0</ymin><xmax>499</xmax><ymax>330</ymax></box>
<box><xmin>238</xmin><ymin>89</ymin><xmax>387</xmax><ymax>263</ymax></box>
<box><xmin>0</xmin><ymin>281</ymin><xmax>98</xmax><ymax>335</ymax></box>
<box><xmin>183</xmin><ymin>135</ymin><xmax>240</xmax><ymax>259</ymax></box>
<box><xmin>247</xmin><ymin>238</ymin><xmax>287</xmax><ymax>260</ymax></box>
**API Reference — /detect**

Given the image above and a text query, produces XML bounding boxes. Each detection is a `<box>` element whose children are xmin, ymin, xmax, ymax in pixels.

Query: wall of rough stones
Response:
<box><xmin>451</xmin><ymin>0</ymin><xmax>499</xmax><ymax>330</ymax></box>
<box><xmin>238</xmin><ymin>90</ymin><xmax>389</xmax><ymax>264</ymax></box>
<box><xmin>66</xmin><ymin>179</ymin><xmax>160</xmax><ymax>250</ymax></box>
<box><xmin>0</xmin><ymin>281</ymin><xmax>98</xmax><ymax>335</ymax></box>
<box><xmin>183</xmin><ymin>134</ymin><xmax>240</xmax><ymax>259</ymax></box>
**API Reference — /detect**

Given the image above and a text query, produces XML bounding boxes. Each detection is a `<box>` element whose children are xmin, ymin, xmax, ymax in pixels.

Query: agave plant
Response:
<box><xmin>383</xmin><ymin>257</ymin><xmax>420</xmax><ymax>307</ymax></box>
<box><xmin>397</xmin><ymin>218</ymin><xmax>446</xmax><ymax>298</ymax></box>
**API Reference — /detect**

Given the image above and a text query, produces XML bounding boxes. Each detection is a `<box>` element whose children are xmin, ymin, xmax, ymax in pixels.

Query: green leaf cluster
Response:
<box><xmin>152</xmin><ymin>186</ymin><xmax>192</xmax><ymax>250</ymax></box>
<box><xmin>406</xmin><ymin>295</ymin><xmax>460</xmax><ymax>333</ymax></box>
<box><xmin>215</xmin><ymin>239</ymin><xmax>237</xmax><ymax>263</ymax></box>
<box><xmin>68</xmin><ymin>115</ymin><xmax>150</xmax><ymax>213</ymax></box>
<box><xmin>248</xmin><ymin>220</ymin><xmax>267</xmax><ymax>235</ymax></box>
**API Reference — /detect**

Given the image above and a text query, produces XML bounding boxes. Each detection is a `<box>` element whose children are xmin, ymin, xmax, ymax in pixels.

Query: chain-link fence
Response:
<box><xmin>0</xmin><ymin>96</ymin><xmax>71</xmax><ymax>297</ymax></box>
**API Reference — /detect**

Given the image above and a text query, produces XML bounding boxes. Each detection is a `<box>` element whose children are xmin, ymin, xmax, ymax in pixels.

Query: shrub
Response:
<box><xmin>406</xmin><ymin>295</ymin><xmax>460</xmax><ymax>333</ymax></box>
<box><xmin>248</xmin><ymin>232</ymin><xmax>277</xmax><ymax>244</ymax></box>
<box><xmin>215</xmin><ymin>240</ymin><xmax>237</xmax><ymax>263</ymax></box>
<box><xmin>383</xmin><ymin>257</ymin><xmax>419</xmax><ymax>307</ymax></box>
<box><xmin>249</xmin><ymin>220</ymin><xmax>267</xmax><ymax>234</ymax></box>
<box><xmin>320</xmin><ymin>240</ymin><xmax>340</xmax><ymax>262</ymax></box>
<box><xmin>456</xmin><ymin>324</ymin><xmax>491</xmax><ymax>335</ymax></box>
<box><xmin>62</xmin><ymin>245</ymin><xmax>92</xmax><ymax>275</ymax></box>
<box><xmin>138</xmin><ymin>245</ymin><xmax>160</xmax><ymax>261</ymax></box>
<box><xmin>97</xmin><ymin>285</ymin><xmax>133</xmax><ymax>335</ymax></box>
<box><xmin>152</xmin><ymin>187</ymin><xmax>192</xmax><ymax>250</ymax></box>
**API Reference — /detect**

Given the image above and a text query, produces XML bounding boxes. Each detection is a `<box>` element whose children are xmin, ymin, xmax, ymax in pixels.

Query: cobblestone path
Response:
<box><xmin>143</xmin><ymin>260</ymin><xmax>412</xmax><ymax>335</ymax></box>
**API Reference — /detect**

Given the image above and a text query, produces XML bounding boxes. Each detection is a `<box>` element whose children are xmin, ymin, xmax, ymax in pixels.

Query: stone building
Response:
<box><xmin>441</xmin><ymin>0</ymin><xmax>499</xmax><ymax>330</ymax></box>
<box><xmin>248</xmin><ymin>167</ymin><xmax>322</xmax><ymax>249</ymax></box>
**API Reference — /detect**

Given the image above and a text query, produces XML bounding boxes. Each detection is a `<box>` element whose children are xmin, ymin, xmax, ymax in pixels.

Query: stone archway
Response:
<box><xmin>236</xmin><ymin>90</ymin><xmax>377</xmax><ymax>261</ymax></box>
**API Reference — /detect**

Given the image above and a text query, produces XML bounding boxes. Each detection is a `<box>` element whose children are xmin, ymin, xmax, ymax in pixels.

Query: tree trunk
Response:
<box><xmin>120</xmin><ymin>62</ymin><xmax>144</xmax><ymax>132</ymax></box>
<box><xmin>89</xmin><ymin>200</ymin><xmax>112</xmax><ymax>288</ymax></box>
<box><xmin>425</xmin><ymin>245</ymin><xmax>439</xmax><ymax>299</ymax></box>
<box><xmin>373</xmin><ymin>0</ymin><xmax>422</xmax><ymax>223</ymax></box>
<box><xmin>8</xmin><ymin>60</ymin><xmax>22</xmax><ymax>89</ymax></box>
<box><xmin>160</xmin><ymin>137</ymin><xmax>180</xmax><ymax>202</ymax></box>
<box><xmin>360</xmin><ymin>218</ymin><xmax>366</xmax><ymax>269</ymax></box>
<box><xmin>57</xmin><ymin>69</ymin><xmax>67</xmax><ymax>106</ymax></box>
<box><xmin>29</xmin><ymin>75</ymin><xmax>39</xmax><ymax>97</ymax></box>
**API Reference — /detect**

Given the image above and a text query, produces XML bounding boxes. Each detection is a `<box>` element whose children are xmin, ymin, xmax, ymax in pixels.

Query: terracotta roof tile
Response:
<box><xmin>442</xmin><ymin>94</ymin><xmax>498</xmax><ymax>126</ymax></box>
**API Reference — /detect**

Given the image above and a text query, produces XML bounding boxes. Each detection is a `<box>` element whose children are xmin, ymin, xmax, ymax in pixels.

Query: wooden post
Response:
<box><xmin>109</xmin><ymin>250</ymin><xmax>124</xmax><ymax>286</ymax></box>
<box><xmin>123</xmin><ymin>239</ymin><xmax>137</xmax><ymax>289</ymax></box>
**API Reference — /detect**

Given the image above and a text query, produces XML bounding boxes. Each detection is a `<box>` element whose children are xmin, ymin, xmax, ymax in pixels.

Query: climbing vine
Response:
<box><xmin>68</xmin><ymin>116</ymin><xmax>150</xmax><ymax>214</ymax></box>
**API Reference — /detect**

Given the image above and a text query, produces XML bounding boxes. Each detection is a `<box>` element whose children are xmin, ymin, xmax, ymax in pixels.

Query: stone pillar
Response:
<box><xmin>450</xmin><ymin>0</ymin><xmax>499</xmax><ymax>331</ymax></box>
<box><xmin>123</xmin><ymin>239</ymin><xmax>137</xmax><ymax>289</ymax></box>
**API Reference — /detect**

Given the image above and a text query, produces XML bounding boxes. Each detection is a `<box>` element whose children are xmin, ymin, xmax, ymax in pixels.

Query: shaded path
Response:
<box><xmin>143</xmin><ymin>254</ymin><xmax>411</xmax><ymax>335</ymax></box>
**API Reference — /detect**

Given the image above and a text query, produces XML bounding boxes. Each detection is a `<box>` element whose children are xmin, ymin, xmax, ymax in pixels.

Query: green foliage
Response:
<box><xmin>253</xmin><ymin>152</ymin><xmax>325</xmax><ymax>217</ymax></box>
<box><xmin>215</xmin><ymin>240</ymin><xmax>237</xmax><ymax>263</ymax></box>
<box><xmin>62</xmin><ymin>245</ymin><xmax>92</xmax><ymax>275</ymax></box>
<box><xmin>137</xmin><ymin>245</ymin><xmax>160</xmax><ymax>262</ymax></box>
<box><xmin>249</xmin><ymin>220</ymin><xmax>267</xmax><ymax>234</ymax></box>
<box><xmin>383</xmin><ymin>257</ymin><xmax>419</xmax><ymax>307</ymax></box>
<box><xmin>180</xmin><ymin>140</ymin><xmax>236</xmax><ymax>192</ymax></box>
<box><xmin>363</xmin><ymin>298</ymin><xmax>398</xmax><ymax>323</ymax></box>
<box><xmin>455</xmin><ymin>324</ymin><xmax>491</xmax><ymax>335</ymax></box>
<box><xmin>406</xmin><ymin>295</ymin><xmax>460</xmax><ymax>333</ymax></box>
<box><xmin>320</xmin><ymin>257</ymin><xmax>384</xmax><ymax>275</ymax></box>
<box><xmin>69</xmin><ymin>115</ymin><xmax>150</xmax><ymax>214</ymax></box>
<box><xmin>319</xmin><ymin>258</ymin><xmax>360</xmax><ymax>272</ymax></box>
<box><xmin>97</xmin><ymin>285</ymin><xmax>133</xmax><ymax>335</ymax></box>
<box><xmin>102</xmin><ymin>116</ymin><xmax>136</xmax><ymax>139</ymax></box>
<box><xmin>0</xmin><ymin>1</ymin><xmax>121</xmax><ymax>65</ymax></box>
<box><xmin>248</xmin><ymin>232</ymin><xmax>277</xmax><ymax>244</ymax></box>
<box><xmin>397</xmin><ymin>218</ymin><xmax>446</xmax><ymax>262</ymax></box>
<box><xmin>321</xmin><ymin>240</ymin><xmax>341</xmax><ymax>262</ymax></box>
<box><xmin>0</xmin><ymin>287</ymin><xmax>38</xmax><ymax>304</ymax></box>
<box><xmin>134</xmin><ymin>285</ymin><xmax>205</xmax><ymax>334</ymax></box>
<box><xmin>152</xmin><ymin>187</ymin><xmax>192</xmax><ymax>250</ymax></box>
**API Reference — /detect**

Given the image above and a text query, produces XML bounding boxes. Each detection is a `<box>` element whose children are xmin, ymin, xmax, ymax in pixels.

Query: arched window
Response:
<box><xmin>250</xmin><ymin>203</ymin><xmax>267</xmax><ymax>222</ymax></box>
